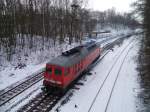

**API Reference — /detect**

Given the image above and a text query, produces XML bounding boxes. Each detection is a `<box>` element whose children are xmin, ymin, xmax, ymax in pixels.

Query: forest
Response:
<box><xmin>133</xmin><ymin>0</ymin><xmax>150</xmax><ymax>111</ymax></box>
<box><xmin>0</xmin><ymin>0</ymin><xmax>139</xmax><ymax>67</ymax></box>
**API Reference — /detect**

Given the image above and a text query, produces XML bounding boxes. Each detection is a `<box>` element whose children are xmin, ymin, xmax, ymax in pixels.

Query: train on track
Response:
<box><xmin>43</xmin><ymin>41</ymin><xmax>101</xmax><ymax>93</ymax></box>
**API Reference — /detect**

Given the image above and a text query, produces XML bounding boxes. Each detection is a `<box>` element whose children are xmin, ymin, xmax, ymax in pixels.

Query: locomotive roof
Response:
<box><xmin>47</xmin><ymin>42</ymin><xmax>99</xmax><ymax>67</ymax></box>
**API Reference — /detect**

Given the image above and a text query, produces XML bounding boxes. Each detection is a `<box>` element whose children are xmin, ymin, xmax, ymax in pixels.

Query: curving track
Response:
<box><xmin>104</xmin><ymin>44</ymin><xmax>134</xmax><ymax>112</ymax></box>
<box><xmin>88</xmin><ymin>38</ymin><xmax>136</xmax><ymax>112</ymax></box>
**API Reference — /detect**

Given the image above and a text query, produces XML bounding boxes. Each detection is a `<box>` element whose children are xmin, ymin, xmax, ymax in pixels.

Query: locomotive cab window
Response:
<box><xmin>55</xmin><ymin>68</ymin><xmax>62</xmax><ymax>76</ymax></box>
<box><xmin>46</xmin><ymin>67</ymin><xmax>52</xmax><ymax>75</ymax></box>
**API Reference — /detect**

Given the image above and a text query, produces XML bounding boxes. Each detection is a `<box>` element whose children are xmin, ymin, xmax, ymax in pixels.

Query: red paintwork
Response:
<box><xmin>43</xmin><ymin>47</ymin><xmax>101</xmax><ymax>90</ymax></box>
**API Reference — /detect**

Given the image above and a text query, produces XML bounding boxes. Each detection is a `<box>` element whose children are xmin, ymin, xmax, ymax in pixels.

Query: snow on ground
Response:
<box><xmin>89</xmin><ymin>38</ymin><xmax>139</xmax><ymax>112</ymax></box>
<box><xmin>0</xmin><ymin>80</ymin><xmax>43</xmax><ymax>112</ymax></box>
<box><xmin>0</xmin><ymin>63</ymin><xmax>45</xmax><ymax>90</ymax></box>
<box><xmin>105</xmin><ymin>37</ymin><xmax>141</xmax><ymax>112</ymax></box>
<box><xmin>0</xmin><ymin>28</ymin><xmax>134</xmax><ymax>91</ymax></box>
<box><xmin>52</xmin><ymin>35</ymin><xmax>141</xmax><ymax>112</ymax></box>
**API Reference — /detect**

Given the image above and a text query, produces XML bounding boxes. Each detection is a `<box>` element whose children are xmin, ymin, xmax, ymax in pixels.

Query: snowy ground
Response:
<box><xmin>0</xmin><ymin>80</ymin><xmax>43</xmax><ymax>112</ymax></box>
<box><xmin>51</xmin><ymin>35</ymin><xmax>142</xmax><ymax>112</ymax></box>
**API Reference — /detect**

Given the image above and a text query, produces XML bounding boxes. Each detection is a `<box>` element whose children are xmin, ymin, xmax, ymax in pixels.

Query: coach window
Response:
<box><xmin>55</xmin><ymin>68</ymin><xmax>62</xmax><ymax>76</ymax></box>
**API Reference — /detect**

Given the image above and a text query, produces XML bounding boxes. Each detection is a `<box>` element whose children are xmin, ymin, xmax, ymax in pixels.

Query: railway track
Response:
<box><xmin>88</xmin><ymin>38</ymin><xmax>136</xmax><ymax>112</ymax></box>
<box><xmin>104</xmin><ymin>42</ymin><xmax>135</xmax><ymax>112</ymax></box>
<box><xmin>90</xmin><ymin>32</ymin><xmax>133</xmax><ymax>69</ymax></box>
<box><xmin>0</xmin><ymin>72</ymin><xmax>44</xmax><ymax>107</ymax></box>
<box><xmin>17</xmin><ymin>92</ymin><xmax>62</xmax><ymax>112</ymax></box>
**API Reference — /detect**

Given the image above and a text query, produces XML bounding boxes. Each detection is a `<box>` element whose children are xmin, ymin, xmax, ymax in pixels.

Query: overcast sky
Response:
<box><xmin>88</xmin><ymin>0</ymin><xmax>136</xmax><ymax>12</ymax></box>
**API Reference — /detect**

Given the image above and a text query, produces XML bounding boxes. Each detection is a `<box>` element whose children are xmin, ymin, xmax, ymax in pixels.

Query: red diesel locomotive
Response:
<box><xmin>43</xmin><ymin>41</ymin><xmax>101</xmax><ymax>92</ymax></box>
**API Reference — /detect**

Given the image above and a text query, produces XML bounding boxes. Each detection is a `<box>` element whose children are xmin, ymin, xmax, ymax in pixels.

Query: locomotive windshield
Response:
<box><xmin>46</xmin><ymin>67</ymin><xmax>52</xmax><ymax>75</ymax></box>
<box><xmin>55</xmin><ymin>68</ymin><xmax>62</xmax><ymax>76</ymax></box>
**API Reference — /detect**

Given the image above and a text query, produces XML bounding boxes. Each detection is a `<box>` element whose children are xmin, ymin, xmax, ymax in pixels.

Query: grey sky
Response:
<box><xmin>88</xmin><ymin>0</ymin><xmax>136</xmax><ymax>12</ymax></box>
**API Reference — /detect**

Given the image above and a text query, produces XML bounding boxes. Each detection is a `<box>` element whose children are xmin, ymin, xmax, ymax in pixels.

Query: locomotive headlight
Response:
<box><xmin>47</xmin><ymin>79</ymin><xmax>62</xmax><ymax>84</ymax></box>
<box><xmin>55</xmin><ymin>81</ymin><xmax>62</xmax><ymax>84</ymax></box>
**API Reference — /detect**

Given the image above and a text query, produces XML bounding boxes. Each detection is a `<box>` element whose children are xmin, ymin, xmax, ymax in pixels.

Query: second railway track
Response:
<box><xmin>104</xmin><ymin>41</ymin><xmax>135</xmax><ymax>112</ymax></box>
<box><xmin>88</xmin><ymin>38</ymin><xmax>136</xmax><ymax>112</ymax></box>
<box><xmin>0</xmin><ymin>72</ymin><xmax>44</xmax><ymax>107</ymax></box>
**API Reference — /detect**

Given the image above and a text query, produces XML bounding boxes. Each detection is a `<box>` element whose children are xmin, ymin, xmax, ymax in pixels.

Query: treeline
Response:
<box><xmin>91</xmin><ymin>8</ymin><xmax>139</xmax><ymax>30</ymax></box>
<box><xmin>0</xmin><ymin>0</ymin><xmax>139</xmax><ymax>62</ymax></box>
<box><xmin>133</xmin><ymin>0</ymin><xmax>150</xmax><ymax>110</ymax></box>
<box><xmin>0</xmin><ymin>0</ymin><xmax>94</xmax><ymax>61</ymax></box>
<box><xmin>0</xmin><ymin>0</ymin><xmax>90</xmax><ymax>47</ymax></box>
